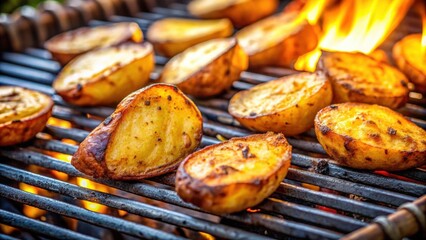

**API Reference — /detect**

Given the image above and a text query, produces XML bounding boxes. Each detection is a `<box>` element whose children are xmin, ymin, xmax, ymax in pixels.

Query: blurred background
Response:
<box><xmin>1</xmin><ymin>0</ymin><xmax>63</xmax><ymax>13</ymax></box>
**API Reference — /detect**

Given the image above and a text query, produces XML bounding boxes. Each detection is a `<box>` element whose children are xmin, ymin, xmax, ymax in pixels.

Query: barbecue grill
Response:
<box><xmin>0</xmin><ymin>1</ymin><xmax>425</xmax><ymax>239</ymax></box>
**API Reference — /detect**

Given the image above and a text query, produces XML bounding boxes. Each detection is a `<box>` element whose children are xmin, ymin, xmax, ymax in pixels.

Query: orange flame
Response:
<box><xmin>294</xmin><ymin>0</ymin><xmax>414</xmax><ymax>71</ymax></box>
<box><xmin>47</xmin><ymin>117</ymin><xmax>72</xmax><ymax>128</ymax></box>
<box><xmin>19</xmin><ymin>183</ymin><xmax>47</xmax><ymax>218</ymax></box>
<box><xmin>417</xmin><ymin>0</ymin><xmax>426</xmax><ymax>57</ymax></box>
<box><xmin>76</xmin><ymin>178</ymin><xmax>110</xmax><ymax>213</ymax></box>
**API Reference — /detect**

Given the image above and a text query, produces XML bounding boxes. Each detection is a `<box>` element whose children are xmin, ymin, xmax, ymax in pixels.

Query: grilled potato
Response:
<box><xmin>0</xmin><ymin>87</ymin><xmax>53</xmax><ymax>146</ymax></box>
<box><xmin>176</xmin><ymin>132</ymin><xmax>292</xmax><ymax>214</ymax></box>
<box><xmin>229</xmin><ymin>72</ymin><xmax>332</xmax><ymax>136</ymax></box>
<box><xmin>188</xmin><ymin>0</ymin><xmax>278</xmax><ymax>28</ymax></box>
<box><xmin>158</xmin><ymin>38</ymin><xmax>248</xmax><ymax>97</ymax></box>
<box><xmin>147</xmin><ymin>18</ymin><xmax>233</xmax><ymax>57</ymax></box>
<box><xmin>72</xmin><ymin>84</ymin><xmax>203</xmax><ymax>180</ymax></box>
<box><xmin>45</xmin><ymin>22</ymin><xmax>143</xmax><ymax>65</ymax></box>
<box><xmin>318</xmin><ymin>52</ymin><xmax>409</xmax><ymax>109</ymax></box>
<box><xmin>236</xmin><ymin>12</ymin><xmax>318</xmax><ymax>68</ymax></box>
<box><xmin>315</xmin><ymin>103</ymin><xmax>426</xmax><ymax>171</ymax></box>
<box><xmin>53</xmin><ymin>42</ymin><xmax>154</xmax><ymax>106</ymax></box>
<box><xmin>393</xmin><ymin>34</ymin><xmax>426</xmax><ymax>93</ymax></box>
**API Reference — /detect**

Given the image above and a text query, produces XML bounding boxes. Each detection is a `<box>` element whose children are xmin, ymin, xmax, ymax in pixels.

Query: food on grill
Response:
<box><xmin>45</xmin><ymin>22</ymin><xmax>143</xmax><ymax>65</ymax></box>
<box><xmin>0</xmin><ymin>86</ymin><xmax>53</xmax><ymax>146</ymax></box>
<box><xmin>236</xmin><ymin>12</ymin><xmax>317</xmax><ymax>68</ymax></box>
<box><xmin>147</xmin><ymin>18</ymin><xmax>233</xmax><ymax>57</ymax></box>
<box><xmin>187</xmin><ymin>0</ymin><xmax>278</xmax><ymax>28</ymax></box>
<box><xmin>393</xmin><ymin>34</ymin><xmax>426</xmax><ymax>93</ymax></box>
<box><xmin>53</xmin><ymin>43</ymin><xmax>154</xmax><ymax>106</ymax></box>
<box><xmin>318</xmin><ymin>52</ymin><xmax>409</xmax><ymax>109</ymax></box>
<box><xmin>176</xmin><ymin>132</ymin><xmax>292</xmax><ymax>214</ymax></box>
<box><xmin>228</xmin><ymin>72</ymin><xmax>332</xmax><ymax>136</ymax></box>
<box><xmin>315</xmin><ymin>103</ymin><xmax>426</xmax><ymax>171</ymax></box>
<box><xmin>158</xmin><ymin>38</ymin><xmax>248</xmax><ymax>97</ymax></box>
<box><xmin>72</xmin><ymin>84</ymin><xmax>203</xmax><ymax>180</ymax></box>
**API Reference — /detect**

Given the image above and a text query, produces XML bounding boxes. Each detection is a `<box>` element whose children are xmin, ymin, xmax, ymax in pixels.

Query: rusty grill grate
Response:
<box><xmin>0</xmin><ymin>1</ymin><xmax>425</xmax><ymax>240</ymax></box>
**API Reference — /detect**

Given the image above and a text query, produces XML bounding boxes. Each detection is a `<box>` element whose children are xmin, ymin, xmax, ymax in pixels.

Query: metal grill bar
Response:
<box><xmin>0</xmin><ymin>209</ymin><xmax>97</xmax><ymax>240</ymax></box>
<box><xmin>0</xmin><ymin>233</ymin><xmax>19</xmax><ymax>240</ymax></box>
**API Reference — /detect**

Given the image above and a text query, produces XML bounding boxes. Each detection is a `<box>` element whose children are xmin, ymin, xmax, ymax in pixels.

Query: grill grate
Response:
<box><xmin>0</xmin><ymin>2</ymin><xmax>425</xmax><ymax>240</ymax></box>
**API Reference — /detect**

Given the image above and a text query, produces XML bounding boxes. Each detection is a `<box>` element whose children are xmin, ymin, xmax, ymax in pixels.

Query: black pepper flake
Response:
<box><xmin>144</xmin><ymin>100</ymin><xmax>150</xmax><ymax>106</ymax></box>
<box><xmin>330</xmin><ymin>105</ymin><xmax>338</xmax><ymax>109</ymax></box>
<box><xmin>249</xmin><ymin>112</ymin><xmax>256</xmax><ymax>117</ymax></box>
<box><xmin>387</xmin><ymin>127</ymin><xmax>397</xmax><ymax>135</ymax></box>
<box><xmin>167</xmin><ymin>95</ymin><xmax>172</xmax><ymax>101</ymax></box>
<box><xmin>157</xmin><ymin>106</ymin><xmax>162</xmax><ymax>110</ymax></box>
<box><xmin>76</xmin><ymin>83</ymin><xmax>83</xmax><ymax>91</ymax></box>
<box><xmin>12</xmin><ymin>119</ymin><xmax>21</xmax><ymax>123</ymax></box>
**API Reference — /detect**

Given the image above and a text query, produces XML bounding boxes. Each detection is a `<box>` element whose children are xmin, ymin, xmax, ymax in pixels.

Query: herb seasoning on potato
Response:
<box><xmin>176</xmin><ymin>132</ymin><xmax>292</xmax><ymax>214</ymax></box>
<box><xmin>315</xmin><ymin>103</ymin><xmax>426</xmax><ymax>171</ymax></box>
<box><xmin>229</xmin><ymin>72</ymin><xmax>332</xmax><ymax>136</ymax></box>
<box><xmin>72</xmin><ymin>84</ymin><xmax>203</xmax><ymax>180</ymax></box>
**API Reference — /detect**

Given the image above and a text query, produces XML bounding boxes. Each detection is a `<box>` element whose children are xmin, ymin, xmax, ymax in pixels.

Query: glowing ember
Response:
<box><xmin>294</xmin><ymin>0</ymin><xmax>414</xmax><ymax>71</ymax></box>
<box><xmin>246</xmin><ymin>208</ymin><xmax>261</xmax><ymax>213</ymax></box>
<box><xmin>19</xmin><ymin>183</ymin><xmax>47</xmax><ymax>218</ymax></box>
<box><xmin>76</xmin><ymin>178</ymin><xmax>110</xmax><ymax>213</ymax></box>
<box><xmin>47</xmin><ymin>117</ymin><xmax>72</xmax><ymax>128</ymax></box>
<box><xmin>417</xmin><ymin>0</ymin><xmax>426</xmax><ymax>57</ymax></box>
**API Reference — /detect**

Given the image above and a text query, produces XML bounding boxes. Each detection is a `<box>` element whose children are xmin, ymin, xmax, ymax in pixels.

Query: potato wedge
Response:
<box><xmin>0</xmin><ymin>86</ymin><xmax>53</xmax><ymax>146</ymax></box>
<box><xmin>72</xmin><ymin>84</ymin><xmax>203</xmax><ymax>180</ymax></box>
<box><xmin>147</xmin><ymin>18</ymin><xmax>233</xmax><ymax>57</ymax></box>
<box><xmin>236</xmin><ymin>12</ymin><xmax>318</xmax><ymax>68</ymax></box>
<box><xmin>318</xmin><ymin>52</ymin><xmax>409</xmax><ymax>109</ymax></box>
<box><xmin>393</xmin><ymin>34</ymin><xmax>426</xmax><ymax>93</ymax></box>
<box><xmin>188</xmin><ymin>0</ymin><xmax>278</xmax><ymax>28</ymax></box>
<box><xmin>315</xmin><ymin>103</ymin><xmax>426</xmax><ymax>171</ymax></box>
<box><xmin>45</xmin><ymin>22</ymin><xmax>143</xmax><ymax>65</ymax></box>
<box><xmin>229</xmin><ymin>72</ymin><xmax>332</xmax><ymax>136</ymax></box>
<box><xmin>176</xmin><ymin>132</ymin><xmax>292</xmax><ymax>214</ymax></box>
<box><xmin>158</xmin><ymin>38</ymin><xmax>248</xmax><ymax>97</ymax></box>
<box><xmin>53</xmin><ymin>42</ymin><xmax>154</xmax><ymax>106</ymax></box>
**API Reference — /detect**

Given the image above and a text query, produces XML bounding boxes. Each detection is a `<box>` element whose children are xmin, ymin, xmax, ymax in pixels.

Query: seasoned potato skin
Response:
<box><xmin>176</xmin><ymin>132</ymin><xmax>292</xmax><ymax>214</ymax></box>
<box><xmin>229</xmin><ymin>72</ymin><xmax>332</xmax><ymax>136</ymax></box>
<box><xmin>159</xmin><ymin>38</ymin><xmax>248</xmax><ymax>97</ymax></box>
<box><xmin>53</xmin><ymin>43</ymin><xmax>154</xmax><ymax>106</ymax></box>
<box><xmin>147</xmin><ymin>18</ymin><xmax>233</xmax><ymax>57</ymax></box>
<box><xmin>318</xmin><ymin>51</ymin><xmax>409</xmax><ymax>109</ymax></box>
<box><xmin>188</xmin><ymin>0</ymin><xmax>278</xmax><ymax>28</ymax></box>
<box><xmin>236</xmin><ymin>12</ymin><xmax>318</xmax><ymax>68</ymax></box>
<box><xmin>0</xmin><ymin>87</ymin><xmax>53</xmax><ymax>146</ymax></box>
<box><xmin>72</xmin><ymin>84</ymin><xmax>203</xmax><ymax>180</ymax></box>
<box><xmin>315</xmin><ymin>103</ymin><xmax>426</xmax><ymax>171</ymax></box>
<box><xmin>45</xmin><ymin>22</ymin><xmax>143</xmax><ymax>65</ymax></box>
<box><xmin>393</xmin><ymin>34</ymin><xmax>426</xmax><ymax>93</ymax></box>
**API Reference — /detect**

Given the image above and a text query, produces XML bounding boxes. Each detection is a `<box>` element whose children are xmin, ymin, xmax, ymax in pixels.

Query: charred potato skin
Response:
<box><xmin>147</xmin><ymin>19</ymin><xmax>233</xmax><ymax>57</ymax></box>
<box><xmin>393</xmin><ymin>34</ymin><xmax>426</xmax><ymax>93</ymax></box>
<box><xmin>315</xmin><ymin>103</ymin><xmax>426</xmax><ymax>171</ymax></box>
<box><xmin>318</xmin><ymin>52</ymin><xmax>409</xmax><ymax>109</ymax></box>
<box><xmin>45</xmin><ymin>23</ymin><xmax>143</xmax><ymax>65</ymax></box>
<box><xmin>176</xmin><ymin>133</ymin><xmax>292</xmax><ymax>214</ymax></box>
<box><xmin>72</xmin><ymin>84</ymin><xmax>203</xmax><ymax>180</ymax></box>
<box><xmin>54</xmin><ymin>43</ymin><xmax>155</xmax><ymax>106</ymax></box>
<box><xmin>188</xmin><ymin>0</ymin><xmax>279</xmax><ymax>28</ymax></box>
<box><xmin>229</xmin><ymin>72</ymin><xmax>333</xmax><ymax>136</ymax></box>
<box><xmin>0</xmin><ymin>89</ymin><xmax>53</xmax><ymax>146</ymax></box>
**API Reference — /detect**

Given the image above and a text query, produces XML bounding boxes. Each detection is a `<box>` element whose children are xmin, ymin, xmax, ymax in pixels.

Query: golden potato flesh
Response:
<box><xmin>159</xmin><ymin>38</ymin><xmax>248</xmax><ymax>97</ymax></box>
<box><xmin>53</xmin><ymin>42</ymin><xmax>154</xmax><ymax>106</ymax></box>
<box><xmin>147</xmin><ymin>18</ymin><xmax>233</xmax><ymax>57</ymax></box>
<box><xmin>72</xmin><ymin>84</ymin><xmax>203</xmax><ymax>180</ymax></box>
<box><xmin>393</xmin><ymin>34</ymin><xmax>426</xmax><ymax>93</ymax></box>
<box><xmin>176</xmin><ymin>132</ymin><xmax>292</xmax><ymax>214</ymax></box>
<box><xmin>236</xmin><ymin>12</ymin><xmax>318</xmax><ymax>68</ymax></box>
<box><xmin>0</xmin><ymin>86</ymin><xmax>53</xmax><ymax>146</ymax></box>
<box><xmin>188</xmin><ymin>0</ymin><xmax>278</xmax><ymax>28</ymax></box>
<box><xmin>45</xmin><ymin>22</ymin><xmax>143</xmax><ymax>65</ymax></box>
<box><xmin>229</xmin><ymin>72</ymin><xmax>332</xmax><ymax>136</ymax></box>
<box><xmin>318</xmin><ymin>52</ymin><xmax>409</xmax><ymax>109</ymax></box>
<box><xmin>315</xmin><ymin>103</ymin><xmax>426</xmax><ymax>171</ymax></box>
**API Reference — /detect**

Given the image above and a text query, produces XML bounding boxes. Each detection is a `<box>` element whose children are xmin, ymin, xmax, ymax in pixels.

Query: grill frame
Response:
<box><xmin>0</xmin><ymin>1</ymin><xmax>425</xmax><ymax>239</ymax></box>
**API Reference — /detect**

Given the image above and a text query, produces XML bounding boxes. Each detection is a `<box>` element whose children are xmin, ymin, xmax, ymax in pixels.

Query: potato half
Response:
<box><xmin>72</xmin><ymin>84</ymin><xmax>203</xmax><ymax>180</ymax></box>
<box><xmin>188</xmin><ymin>0</ymin><xmax>278</xmax><ymax>28</ymax></box>
<box><xmin>53</xmin><ymin>42</ymin><xmax>154</xmax><ymax>106</ymax></box>
<box><xmin>176</xmin><ymin>132</ymin><xmax>292</xmax><ymax>214</ymax></box>
<box><xmin>45</xmin><ymin>22</ymin><xmax>143</xmax><ymax>65</ymax></box>
<box><xmin>147</xmin><ymin>18</ymin><xmax>233</xmax><ymax>57</ymax></box>
<box><xmin>158</xmin><ymin>38</ymin><xmax>248</xmax><ymax>97</ymax></box>
<box><xmin>315</xmin><ymin>103</ymin><xmax>426</xmax><ymax>171</ymax></box>
<box><xmin>318</xmin><ymin>51</ymin><xmax>409</xmax><ymax>109</ymax></box>
<box><xmin>0</xmin><ymin>86</ymin><xmax>53</xmax><ymax>146</ymax></box>
<box><xmin>393</xmin><ymin>34</ymin><xmax>426</xmax><ymax>93</ymax></box>
<box><xmin>236</xmin><ymin>12</ymin><xmax>318</xmax><ymax>68</ymax></box>
<box><xmin>229</xmin><ymin>72</ymin><xmax>332</xmax><ymax>136</ymax></box>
